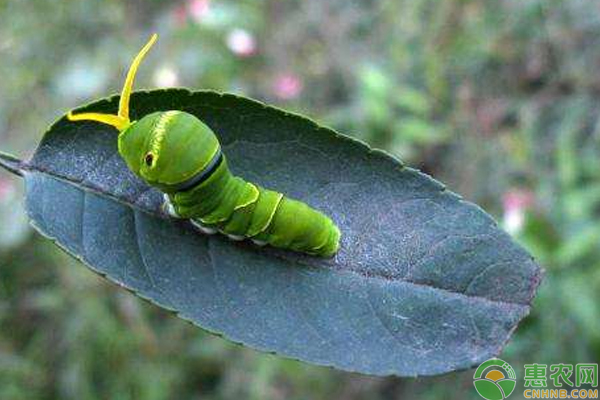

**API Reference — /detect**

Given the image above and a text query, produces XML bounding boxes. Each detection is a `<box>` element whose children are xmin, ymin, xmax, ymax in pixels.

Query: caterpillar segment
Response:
<box><xmin>166</xmin><ymin>155</ymin><xmax>341</xmax><ymax>257</ymax></box>
<box><xmin>67</xmin><ymin>34</ymin><xmax>341</xmax><ymax>257</ymax></box>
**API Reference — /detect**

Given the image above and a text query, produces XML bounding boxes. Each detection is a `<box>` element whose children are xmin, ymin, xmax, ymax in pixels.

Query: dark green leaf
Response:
<box><xmin>1</xmin><ymin>89</ymin><xmax>542</xmax><ymax>376</ymax></box>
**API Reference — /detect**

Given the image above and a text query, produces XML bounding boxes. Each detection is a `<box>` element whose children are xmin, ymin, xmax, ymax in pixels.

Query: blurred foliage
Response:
<box><xmin>1</xmin><ymin>0</ymin><xmax>599</xmax><ymax>398</ymax></box>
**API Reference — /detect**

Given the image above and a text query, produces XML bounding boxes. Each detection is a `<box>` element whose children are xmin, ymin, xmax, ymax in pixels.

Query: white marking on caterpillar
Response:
<box><xmin>227</xmin><ymin>234</ymin><xmax>244</xmax><ymax>241</ymax></box>
<box><xmin>162</xmin><ymin>194</ymin><xmax>181</xmax><ymax>218</ymax></box>
<box><xmin>150</xmin><ymin>111</ymin><xmax>179</xmax><ymax>161</ymax></box>
<box><xmin>190</xmin><ymin>219</ymin><xmax>217</xmax><ymax>235</ymax></box>
<box><xmin>252</xmin><ymin>239</ymin><xmax>267</xmax><ymax>246</ymax></box>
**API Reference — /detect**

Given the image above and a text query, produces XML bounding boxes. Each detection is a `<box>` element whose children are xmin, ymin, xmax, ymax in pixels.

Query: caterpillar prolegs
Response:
<box><xmin>67</xmin><ymin>34</ymin><xmax>341</xmax><ymax>257</ymax></box>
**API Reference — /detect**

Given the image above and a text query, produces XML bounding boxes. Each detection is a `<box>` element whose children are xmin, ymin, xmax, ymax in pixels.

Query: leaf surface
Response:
<box><xmin>0</xmin><ymin>89</ymin><xmax>542</xmax><ymax>376</ymax></box>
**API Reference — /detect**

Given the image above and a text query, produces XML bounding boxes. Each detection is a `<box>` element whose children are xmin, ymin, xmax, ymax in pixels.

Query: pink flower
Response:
<box><xmin>273</xmin><ymin>73</ymin><xmax>303</xmax><ymax>100</ymax></box>
<box><xmin>188</xmin><ymin>0</ymin><xmax>210</xmax><ymax>23</ymax></box>
<box><xmin>226</xmin><ymin>29</ymin><xmax>257</xmax><ymax>57</ymax></box>
<box><xmin>172</xmin><ymin>4</ymin><xmax>188</xmax><ymax>26</ymax></box>
<box><xmin>502</xmin><ymin>189</ymin><xmax>534</xmax><ymax>234</ymax></box>
<box><xmin>503</xmin><ymin>189</ymin><xmax>534</xmax><ymax>213</ymax></box>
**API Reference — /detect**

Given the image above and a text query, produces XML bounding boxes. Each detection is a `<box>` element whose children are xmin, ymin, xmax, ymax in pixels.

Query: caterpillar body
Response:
<box><xmin>68</xmin><ymin>34</ymin><xmax>341</xmax><ymax>257</ymax></box>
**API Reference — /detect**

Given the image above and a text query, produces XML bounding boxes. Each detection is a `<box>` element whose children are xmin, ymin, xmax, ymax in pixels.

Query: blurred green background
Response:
<box><xmin>0</xmin><ymin>0</ymin><xmax>599</xmax><ymax>399</ymax></box>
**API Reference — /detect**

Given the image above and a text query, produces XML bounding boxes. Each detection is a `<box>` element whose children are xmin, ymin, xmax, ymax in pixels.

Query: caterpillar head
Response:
<box><xmin>67</xmin><ymin>34</ymin><xmax>220</xmax><ymax>192</ymax></box>
<box><xmin>119</xmin><ymin>110</ymin><xmax>220</xmax><ymax>192</ymax></box>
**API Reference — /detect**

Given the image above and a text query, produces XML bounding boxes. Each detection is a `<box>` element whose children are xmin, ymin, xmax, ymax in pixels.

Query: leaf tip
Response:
<box><xmin>0</xmin><ymin>151</ymin><xmax>24</xmax><ymax>177</ymax></box>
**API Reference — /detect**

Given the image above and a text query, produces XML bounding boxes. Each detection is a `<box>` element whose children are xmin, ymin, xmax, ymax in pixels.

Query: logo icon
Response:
<box><xmin>474</xmin><ymin>358</ymin><xmax>517</xmax><ymax>400</ymax></box>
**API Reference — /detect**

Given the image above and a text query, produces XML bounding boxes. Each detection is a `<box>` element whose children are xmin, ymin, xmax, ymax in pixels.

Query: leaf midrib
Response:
<box><xmin>6</xmin><ymin>159</ymin><xmax>535</xmax><ymax>309</ymax></box>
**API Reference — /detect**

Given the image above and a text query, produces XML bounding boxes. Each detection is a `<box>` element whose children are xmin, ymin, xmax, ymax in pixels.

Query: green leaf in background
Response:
<box><xmin>393</xmin><ymin>118</ymin><xmax>446</xmax><ymax>145</ymax></box>
<box><xmin>0</xmin><ymin>89</ymin><xmax>542</xmax><ymax>377</ymax></box>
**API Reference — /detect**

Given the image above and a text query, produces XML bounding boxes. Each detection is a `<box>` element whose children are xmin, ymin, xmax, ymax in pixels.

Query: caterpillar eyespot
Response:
<box><xmin>67</xmin><ymin>34</ymin><xmax>341</xmax><ymax>257</ymax></box>
<box><xmin>144</xmin><ymin>153</ymin><xmax>155</xmax><ymax>167</ymax></box>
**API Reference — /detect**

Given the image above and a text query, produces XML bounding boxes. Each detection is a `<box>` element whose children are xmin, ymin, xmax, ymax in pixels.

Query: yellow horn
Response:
<box><xmin>67</xmin><ymin>33</ymin><xmax>158</xmax><ymax>131</ymax></box>
<box><xmin>67</xmin><ymin>111</ymin><xmax>129</xmax><ymax>131</ymax></box>
<box><xmin>119</xmin><ymin>33</ymin><xmax>158</xmax><ymax>121</ymax></box>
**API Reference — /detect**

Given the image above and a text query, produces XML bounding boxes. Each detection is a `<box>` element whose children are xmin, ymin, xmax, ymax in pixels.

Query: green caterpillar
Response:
<box><xmin>68</xmin><ymin>34</ymin><xmax>341</xmax><ymax>257</ymax></box>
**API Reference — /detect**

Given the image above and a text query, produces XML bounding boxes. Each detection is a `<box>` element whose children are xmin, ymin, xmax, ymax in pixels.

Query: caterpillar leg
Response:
<box><xmin>225</xmin><ymin>233</ymin><xmax>245</xmax><ymax>241</ymax></box>
<box><xmin>190</xmin><ymin>219</ymin><xmax>217</xmax><ymax>235</ymax></box>
<box><xmin>163</xmin><ymin>194</ymin><xmax>181</xmax><ymax>218</ymax></box>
